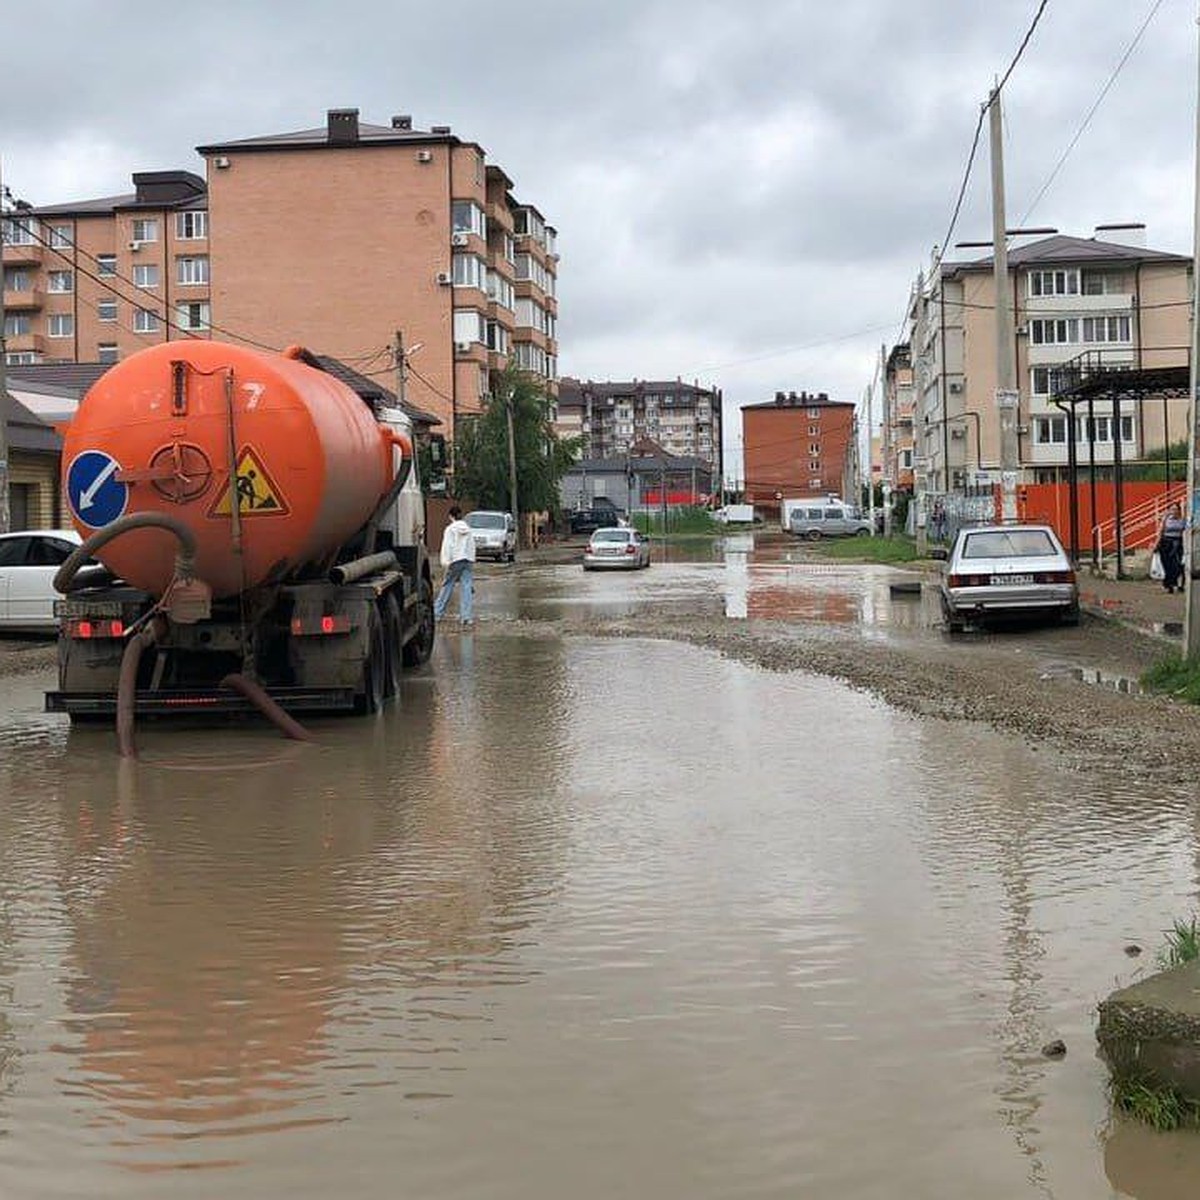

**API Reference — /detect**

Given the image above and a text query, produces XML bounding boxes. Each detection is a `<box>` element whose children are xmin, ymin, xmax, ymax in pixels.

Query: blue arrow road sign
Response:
<box><xmin>67</xmin><ymin>450</ymin><xmax>128</xmax><ymax>528</ymax></box>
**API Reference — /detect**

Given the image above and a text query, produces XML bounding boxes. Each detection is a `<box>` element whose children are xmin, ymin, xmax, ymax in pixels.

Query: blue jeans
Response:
<box><xmin>434</xmin><ymin>560</ymin><xmax>474</xmax><ymax>622</ymax></box>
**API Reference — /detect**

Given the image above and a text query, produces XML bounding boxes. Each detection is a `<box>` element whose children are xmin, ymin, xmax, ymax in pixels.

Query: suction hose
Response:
<box><xmin>55</xmin><ymin>512</ymin><xmax>198</xmax><ymax>595</ymax></box>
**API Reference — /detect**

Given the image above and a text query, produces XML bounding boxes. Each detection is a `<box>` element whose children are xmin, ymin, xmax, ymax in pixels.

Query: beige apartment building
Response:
<box><xmin>2</xmin><ymin>171</ymin><xmax>211</xmax><ymax>366</ymax></box>
<box><xmin>3</xmin><ymin>109</ymin><xmax>558</xmax><ymax>440</ymax></box>
<box><xmin>197</xmin><ymin>108</ymin><xmax>557</xmax><ymax>434</ymax></box>
<box><xmin>880</xmin><ymin>342</ymin><xmax>915</xmax><ymax>492</ymax></box>
<box><xmin>906</xmin><ymin>228</ymin><xmax>1191</xmax><ymax>491</ymax></box>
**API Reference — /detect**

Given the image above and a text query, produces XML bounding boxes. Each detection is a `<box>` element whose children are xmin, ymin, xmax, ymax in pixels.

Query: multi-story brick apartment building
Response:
<box><xmin>741</xmin><ymin>390</ymin><xmax>857</xmax><ymax>514</ymax></box>
<box><xmin>2</xmin><ymin>170</ymin><xmax>211</xmax><ymax>367</ymax></box>
<box><xmin>2</xmin><ymin>108</ymin><xmax>558</xmax><ymax>440</ymax></box>
<box><xmin>555</xmin><ymin>378</ymin><xmax>723</xmax><ymax>478</ymax></box>
<box><xmin>881</xmin><ymin>342</ymin><xmax>915</xmax><ymax>493</ymax></box>
<box><xmin>906</xmin><ymin>228</ymin><xmax>1190</xmax><ymax>491</ymax></box>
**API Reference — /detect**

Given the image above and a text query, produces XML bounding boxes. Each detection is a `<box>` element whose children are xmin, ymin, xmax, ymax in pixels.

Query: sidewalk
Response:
<box><xmin>1077</xmin><ymin>571</ymin><xmax>1185</xmax><ymax>642</ymax></box>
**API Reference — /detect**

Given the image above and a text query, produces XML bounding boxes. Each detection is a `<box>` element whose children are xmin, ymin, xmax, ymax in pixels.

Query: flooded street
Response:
<box><xmin>2</xmin><ymin>543</ymin><xmax>1199</xmax><ymax>1197</ymax></box>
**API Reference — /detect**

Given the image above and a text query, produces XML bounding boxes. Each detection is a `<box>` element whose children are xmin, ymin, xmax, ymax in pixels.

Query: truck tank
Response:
<box><xmin>62</xmin><ymin>341</ymin><xmax>396</xmax><ymax>599</ymax></box>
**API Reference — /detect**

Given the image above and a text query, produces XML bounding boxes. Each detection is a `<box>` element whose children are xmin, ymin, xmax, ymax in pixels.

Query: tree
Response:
<box><xmin>451</xmin><ymin>366</ymin><xmax>581</xmax><ymax>515</ymax></box>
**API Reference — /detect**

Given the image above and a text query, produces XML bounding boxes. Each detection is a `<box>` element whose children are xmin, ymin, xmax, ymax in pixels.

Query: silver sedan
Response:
<box><xmin>936</xmin><ymin>523</ymin><xmax>1079</xmax><ymax>632</ymax></box>
<box><xmin>582</xmin><ymin>527</ymin><xmax>651</xmax><ymax>570</ymax></box>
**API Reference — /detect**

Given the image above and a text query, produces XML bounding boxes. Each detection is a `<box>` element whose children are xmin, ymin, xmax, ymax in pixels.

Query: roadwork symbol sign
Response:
<box><xmin>208</xmin><ymin>446</ymin><xmax>289</xmax><ymax>517</ymax></box>
<box><xmin>67</xmin><ymin>450</ymin><xmax>128</xmax><ymax>528</ymax></box>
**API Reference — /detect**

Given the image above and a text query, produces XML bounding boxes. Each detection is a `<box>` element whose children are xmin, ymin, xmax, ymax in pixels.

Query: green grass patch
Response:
<box><xmin>1158</xmin><ymin>915</ymin><xmax>1200</xmax><ymax>970</ymax></box>
<box><xmin>1141</xmin><ymin>656</ymin><xmax>1200</xmax><ymax>705</ymax></box>
<box><xmin>633</xmin><ymin>507</ymin><xmax>718</xmax><ymax>536</ymax></box>
<box><xmin>1111</xmin><ymin>1075</ymin><xmax>1200</xmax><ymax>1131</ymax></box>
<box><xmin>807</xmin><ymin>536</ymin><xmax>919</xmax><ymax>564</ymax></box>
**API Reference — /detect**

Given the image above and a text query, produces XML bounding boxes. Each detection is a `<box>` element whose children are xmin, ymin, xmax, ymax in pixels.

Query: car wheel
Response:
<box><xmin>855</xmin><ymin>528</ymin><xmax>871</xmax><ymax>538</ymax></box>
<box><xmin>806</xmin><ymin>529</ymin><xmax>822</xmax><ymax>542</ymax></box>
<box><xmin>940</xmin><ymin>595</ymin><xmax>966</xmax><ymax>634</ymax></box>
<box><xmin>1060</xmin><ymin>604</ymin><xmax>1081</xmax><ymax>627</ymax></box>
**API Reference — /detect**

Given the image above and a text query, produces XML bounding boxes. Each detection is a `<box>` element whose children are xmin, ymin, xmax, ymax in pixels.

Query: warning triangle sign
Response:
<box><xmin>208</xmin><ymin>446</ymin><xmax>289</xmax><ymax>517</ymax></box>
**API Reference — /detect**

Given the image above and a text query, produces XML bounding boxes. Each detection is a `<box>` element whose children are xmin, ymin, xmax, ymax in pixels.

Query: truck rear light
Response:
<box><xmin>67</xmin><ymin>618</ymin><xmax>125</xmax><ymax>639</ymax></box>
<box><xmin>290</xmin><ymin>614</ymin><xmax>352</xmax><ymax>636</ymax></box>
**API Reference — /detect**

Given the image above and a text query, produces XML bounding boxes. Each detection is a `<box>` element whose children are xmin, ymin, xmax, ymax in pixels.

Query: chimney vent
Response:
<box><xmin>430</xmin><ymin>124</ymin><xmax>451</xmax><ymax>135</ymax></box>
<box><xmin>775</xmin><ymin>391</ymin><xmax>785</xmax><ymax>404</ymax></box>
<box><xmin>327</xmin><ymin>108</ymin><xmax>360</xmax><ymax>145</ymax></box>
<box><xmin>1094</xmin><ymin>222</ymin><xmax>1146</xmax><ymax>249</ymax></box>
<box><xmin>392</xmin><ymin>114</ymin><xmax>413</xmax><ymax>130</ymax></box>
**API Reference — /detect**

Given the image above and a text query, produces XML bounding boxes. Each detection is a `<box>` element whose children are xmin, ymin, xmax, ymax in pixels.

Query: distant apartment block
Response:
<box><xmin>881</xmin><ymin>342</ymin><xmax>915</xmax><ymax>491</ymax></box>
<box><xmin>906</xmin><ymin>228</ymin><xmax>1190</xmax><ymax>491</ymax></box>
<box><xmin>2</xmin><ymin>171</ymin><xmax>211</xmax><ymax>367</ymax></box>
<box><xmin>2</xmin><ymin>108</ymin><xmax>559</xmax><ymax>439</ymax></box>
<box><xmin>741</xmin><ymin>390</ymin><xmax>856</xmax><ymax>511</ymax></box>
<box><xmin>556</xmin><ymin>378</ymin><xmax>723</xmax><ymax>477</ymax></box>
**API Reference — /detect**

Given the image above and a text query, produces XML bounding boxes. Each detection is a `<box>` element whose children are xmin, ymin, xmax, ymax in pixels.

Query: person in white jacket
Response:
<box><xmin>434</xmin><ymin>506</ymin><xmax>477</xmax><ymax>625</ymax></box>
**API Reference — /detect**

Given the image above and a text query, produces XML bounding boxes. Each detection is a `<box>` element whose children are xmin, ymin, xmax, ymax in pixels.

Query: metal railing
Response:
<box><xmin>1091</xmin><ymin>481</ymin><xmax>1186</xmax><ymax>561</ymax></box>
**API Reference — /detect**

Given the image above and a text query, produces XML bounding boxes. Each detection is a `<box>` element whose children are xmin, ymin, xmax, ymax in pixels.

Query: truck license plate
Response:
<box><xmin>990</xmin><ymin>574</ymin><xmax>1033</xmax><ymax>586</ymax></box>
<box><xmin>54</xmin><ymin>599</ymin><xmax>123</xmax><ymax>618</ymax></box>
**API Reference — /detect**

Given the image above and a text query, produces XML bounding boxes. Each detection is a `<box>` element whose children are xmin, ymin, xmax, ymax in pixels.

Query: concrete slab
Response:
<box><xmin>1097</xmin><ymin>961</ymin><xmax>1200</xmax><ymax>1097</ymax></box>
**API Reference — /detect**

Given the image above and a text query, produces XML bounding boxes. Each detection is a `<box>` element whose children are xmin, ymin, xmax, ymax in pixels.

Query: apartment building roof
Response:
<box><xmin>568</xmin><ymin>452</ymin><xmax>712</xmax><ymax>474</ymax></box>
<box><xmin>29</xmin><ymin>171</ymin><xmax>207</xmax><ymax>217</ymax></box>
<box><xmin>558</xmin><ymin>378</ymin><xmax>720</xmax><ymax>399</ymax></box>
<box><xmin>944</xmin><ymin>233</ymin><xmax>1190</xmax><ymax>277</ymax></box>
<box><xmin>742</xmin><ymin>390</ymin><xmax>854</xmax><ymax>410</ymax></box>
<box><xmin>197</xmin><ymin>108</ymin><xmax>477</xmax><ymax>155</ymax></box>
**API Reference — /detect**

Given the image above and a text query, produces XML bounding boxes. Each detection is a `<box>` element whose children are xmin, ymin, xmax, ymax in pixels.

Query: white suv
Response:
<box><xmin>466</xmin><ymin>510</ymin><xmax>517</xmax><ymax>562</ymax></box>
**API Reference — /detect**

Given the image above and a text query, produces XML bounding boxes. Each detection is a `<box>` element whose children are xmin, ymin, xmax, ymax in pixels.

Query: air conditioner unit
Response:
<box><xmin>451</xmin><ymin>232</ymin><xmax>469</xmax><ymax>247</ymax></box>
<box><xmin>454</xmin><ymin>340</ymin><xmax>472</xmax><ymax>353</ymax></box>
<box><xmin>128</xmin><ymin>241</ymin><xmax>142</xmax><ymax>251</ymax></box>
<box><xmin>950</xmin><ymin>428</ymin><xmax>965</xmax><ymax>439</ymax></box>
<box><xmin>214</xmin><ymin>156</ymin><xmax>231</xmax><ymax>170</ymax></box>
<box><xmin>435</xmin><ymin>271</ymin><xmax>452</xmax><ymax>285</ymax></box>
<box><xmin>948</xmin><ymin>381</ymin><xmax>963</xmax><ymax>394</ymax></box>
<box><xmin>416</xmin><ymin>149</ymin><xmax>434</xmax><ymax>163</ymax></box>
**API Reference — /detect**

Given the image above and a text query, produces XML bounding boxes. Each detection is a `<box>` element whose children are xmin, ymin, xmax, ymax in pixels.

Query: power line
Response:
<box><xmin>1017</xmin><ymin>0</ymin><xmax>1166</xmax><ymax>227</ymax></box>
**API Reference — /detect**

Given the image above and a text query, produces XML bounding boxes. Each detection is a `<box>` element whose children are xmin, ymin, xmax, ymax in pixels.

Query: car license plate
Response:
<box><xmin>990</xmin><ymin>574</ymin><xmax>1033</xmax><ymax>586</ymax></box>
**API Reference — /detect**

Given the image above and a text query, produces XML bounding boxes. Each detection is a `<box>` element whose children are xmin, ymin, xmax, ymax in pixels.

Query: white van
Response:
<box><xmin>787</xmin><ymin>500</ymin><xmax>873</xmax><ymax>540</ymax></box>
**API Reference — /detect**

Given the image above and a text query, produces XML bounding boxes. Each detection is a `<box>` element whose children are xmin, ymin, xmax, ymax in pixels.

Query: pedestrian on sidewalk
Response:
<box><xmin>435</xmin><ymin>505</ymin><xmax>477</xmax><ymax>626</ymax></box>
<box><xmin>1155</xmin><ymin>502</ymin><xmax>1187</xmax><ymax>594</ymax></box>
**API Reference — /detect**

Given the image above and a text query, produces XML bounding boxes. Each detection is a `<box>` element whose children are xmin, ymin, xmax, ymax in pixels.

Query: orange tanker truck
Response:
<box><xmin>45</xmin><ymin>340</ymin><xmax>435</xmax><ymax>739</ymax></box>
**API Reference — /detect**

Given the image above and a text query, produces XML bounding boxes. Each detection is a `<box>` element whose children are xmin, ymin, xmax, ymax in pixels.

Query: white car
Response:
<box><xmin>0</xmin><ymin>529</ymin><xmax>83</xmax><ymax>632</ymax></box>
<box><xmin>466</xmin><ymin>510</ymin><xmax>517</xmax><ymax>562</ymax></box>
<box><xmin>583</xmin><ymin>527</ymin><xmax>651</xmax><ymax>570</ymax></box>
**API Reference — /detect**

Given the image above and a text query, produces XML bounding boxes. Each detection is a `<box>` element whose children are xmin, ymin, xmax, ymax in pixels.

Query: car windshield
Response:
<box><xmin>467</xmin><ymin>513</ymin><xmax>506</xmax><ymax>530</ymax></box>
<box><xmin>961</xmin><ymin>530</ymin><xmax>1057</xmax><ymax>559</ymax></box>
<box><xmin>592</xmin><ymin>529</ymin><xmax>630</xmax><ymax>543</ymax></box>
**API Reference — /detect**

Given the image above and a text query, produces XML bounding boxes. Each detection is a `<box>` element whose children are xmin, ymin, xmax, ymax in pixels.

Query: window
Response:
<box><xmin>47</xmin><ymin>270</ymin><xmax>73</xmax><ymax>293</ymax></box>
<box><xmin>48</xmin><ymin>225</ymin><xmax>72</xmax><ymax>249</ymax></box>
<box><xmin>503</xmin><ymin>233</ymin><xmax>516</xmax><ymax>265</ymax></box>
<box><xmin>132</xmin><ymin>218</ymin><xmax>158</xmax><ymax>243</ymax></box>
<box><xmin>1034</xmin><ymin>416</ymin><xmax>1067</xmax><ymax>445</ymax></box>
<box><xmin>48</xmin><ymin>313</ymin><xmax>74</xmax><ymax>338</ymax></box>
<box><xmin>809</xmin><ymin>477</ymin><xmax>823</xmax><ymax>489</ymax></box>
<box><xmin>133</xmin><ymin>263</ymin><xmax>159</xmax><ymax>289</ymax></box>
<box><xmin>4</xmin><ymin>269</ymin><xmax>31</xmax><ymax>292</ymax></box>
<box><xmin>808</xmin><ymin>442</ymin><xmax>820</xmax><ymax>455</ymax></box>
<box><xmin>451</xmin><ymin>200</ymin><xmax>486</xmax><ymax>238</ymax></box>
<box><xmin>963</xmin><ymin>530</ymin><xmax>1057</xmax><ymax>558</ymax></box>
<box><xmin>807</xmin><ymin>407</ymin><xmax>821</xmax><ymax>418</ymax></box>
<box><xmin>176</xmin><ymin>256</ymin><xmax>209</xmax><ymax>286</ymax></box>
<box><xmin>1122</xmin><ymin>414</ymin><xmax>1135</xmax><ymax>442</ymax></box>
<box><xmin>1082</xmin><ymin>270</ymin><xmax>1126</xmax><ymax>295</ymax></box>
<box><xmin>97</xmin><ymin>254</ymin><xmax>117</xmax><ymax>276</ymax></box>
<box><xmin>808</xmin><ymin>424</ymin><xmax>819</xmax><ymax>435</ymax></box>
<box><xmin>451</xmin><ymin>253</ymin><xmax>486</xmax><ymax>290</ymax></box>
<box><xmin>134</xmin><ymin>308</ymin><xmax>158</xmax><ymax>334</ymax></box>
<box><xmin>97</xmin><ymin>298</ymin><xmax>117</xmax><ymax>322</ymax></box>
<box><xmin>2</xmin><ymin>217</ymin><xmax>37</xmax><ymax>245</ymax></box>
<box><xmin>1081</xmin><ymin>315</ymin><xmax>1131</xmax><ymax>344</ymax></box>
<box><xmin>1029</xmin><ymin>318</ymin><xmax>1078</xmax><ymax>345</ymax></box>
<box><xmin>487</xmin><ymin>271</ymin><xmax>515</xmax><ymax>310</ymax></box>
<box><xmin>175</xmin><ymin>301</ymin><xmax>210</xmax><ymax>331</ymax></box>
<box><xmin>1028</xmin><ymin>269</ymin><xmax>1079</xmax><ymax>297</ymax></box>
<box><xmin>453</xmin><ymin>309</ymin><xmax>486</xmax><ymax>344</ymax></box>
<box><xmin>97</xmin><ymin>343</ymin><xmax>118</xmax><ymax>364</ymax></box>
<box><xmin>900</xmin><ymin>449</ymin><xmax>913</xmax><ymax>469</ymax></box>
<box><xmin>485</xmin><ymin>321</ymin><xmax>509</xmax><ymax>354</ymax></box>
<box><xmin>514</xmin><ymin>253</ymin><xmax>550</xmax><ymax>291</ymax></box>
<box><xmin>1031</xmin><ymin>367</ymin><xmax>1051</xmax><ymax>396</ymax></box>
<box><xmin>5</xmin><ymin>352</ymin><xmax>40</xmax><ymax>365</ymax></box>
<box><xmin>175</xmin><ymin>210</ymin><xmax>208</xmax><ymax>240</ymax></box>
<box><xmin>4</xmin><ymin>315</ymin><xmax>33</xmax><ymax>339</ymax></box>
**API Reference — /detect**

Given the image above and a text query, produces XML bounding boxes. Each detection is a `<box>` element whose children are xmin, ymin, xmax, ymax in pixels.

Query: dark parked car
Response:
<box><xmin>570</xmin><ymin>507</ymin><xmax>623</xmax><ymax>536</ymax></box>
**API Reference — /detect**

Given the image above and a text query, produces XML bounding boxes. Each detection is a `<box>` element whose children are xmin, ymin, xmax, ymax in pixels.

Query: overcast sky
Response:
<box><xmin>2</xmin><ymin>0</ymin><xmax>1195</xmax><ymax>474</ymax></box>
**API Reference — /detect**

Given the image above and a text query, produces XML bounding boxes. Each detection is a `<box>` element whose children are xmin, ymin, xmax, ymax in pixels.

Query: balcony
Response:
<box><xmin>3</xmin><ymin>287</ymin><xmax>44</xmax><ymax>311</ymax></box>
<box><xmin>5</xmin><ymin>331</ymin><xmax>46</xmax><ymax>354</ymax></box>
<box><xmin>2</xmin><ymin>242</ymin><xmax>42</xmax><ymax>266</ymax></box>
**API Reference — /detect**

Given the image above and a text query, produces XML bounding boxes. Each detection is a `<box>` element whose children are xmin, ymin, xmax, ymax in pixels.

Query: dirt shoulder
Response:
<box><xmin>0</xmin><ymin>639</ymin><xmax>57</xmax><ymax>680</ymax></box>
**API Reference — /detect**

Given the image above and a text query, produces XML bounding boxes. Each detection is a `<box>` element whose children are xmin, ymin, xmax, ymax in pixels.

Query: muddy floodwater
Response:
<box><xmin>2</xmin><ymin>579</ymin><xmax>1199</xmax><ymax>1196</ymax></box>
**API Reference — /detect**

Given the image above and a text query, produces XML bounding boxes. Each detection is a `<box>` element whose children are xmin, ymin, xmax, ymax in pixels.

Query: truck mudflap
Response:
<box><xmin>45</xmin><ymin>686</ymin><xmax>357</xmax><ymax>717</ymax></box>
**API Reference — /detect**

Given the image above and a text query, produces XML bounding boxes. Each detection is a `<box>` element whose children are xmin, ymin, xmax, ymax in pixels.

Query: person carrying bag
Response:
<box><xmin>1155</xmin><ymin>502</ymin><xmax>1187</xmax><ymax>594</ymax></box>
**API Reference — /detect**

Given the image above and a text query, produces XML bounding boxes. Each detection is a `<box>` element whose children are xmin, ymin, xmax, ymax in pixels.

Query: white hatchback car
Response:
<box><xmin>582</xmin><ymin>527</ymin><xmax>651</xmax><ymax>570</ymax></box>
<box><xmin>937</xmin><ymin>523</ymin><xmax>1079</xmax><ymax>632</ymax></box>
<box><xmin>0</xmin><ymin>529</ymin><xmax>83</xmax><ymax>632</ymax></box>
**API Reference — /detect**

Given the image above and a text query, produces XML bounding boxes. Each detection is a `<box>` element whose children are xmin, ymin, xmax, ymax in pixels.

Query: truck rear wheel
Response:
<box><xmin>354</xmin><ymin>610</ymin><xmax>386</xmax><ymax>715</ymax></box>
<box><xmin>402</xmin><ymin>578</ymin><xmax>435</xmax><ymax>668</ymax></box>
<box><xmin>382</xmin><ymin>594</ymin><xmax>403</xmax><ymax>698</ymax></box>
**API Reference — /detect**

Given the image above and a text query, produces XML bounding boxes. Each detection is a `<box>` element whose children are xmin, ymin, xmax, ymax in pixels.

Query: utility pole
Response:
<box><xmin>1185</xmin><ymin>4</ymin><xmax>1200</xmax><ymax>657</ymax></box>
<box><xmin>393</xmin><ymin>329</ymin><xmax>406</xmax><ymax>409</ymax></box>
<box><xmin>505</xmin><ymin>388</ymin><xmax>519</xmax><ymax>543</ymax></box>
<box><xmin>0</xmin><ymin>158</ymin><xmax>11</xmax><ymax>535</ymax></box>
<box><xmin>913</xmin><ymin>269</ymin><xmax>928</xmax><ymax>555</ymax></box>
<box><xmin>989</xmin><ymin>86</ymin><xmax>1020</xmax><ymax>523</ymax></box>
<box><xmin>865</xmin><ymin>382</ymin><xmax>875</xmax><ymax>529</ymax></box>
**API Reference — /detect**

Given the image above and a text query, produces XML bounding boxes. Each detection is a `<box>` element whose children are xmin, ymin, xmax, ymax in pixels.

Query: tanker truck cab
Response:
<box><xmin>46</xmin><ymin>341</ymin><xmax>437</xmax><ymax>723</ymax></box>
